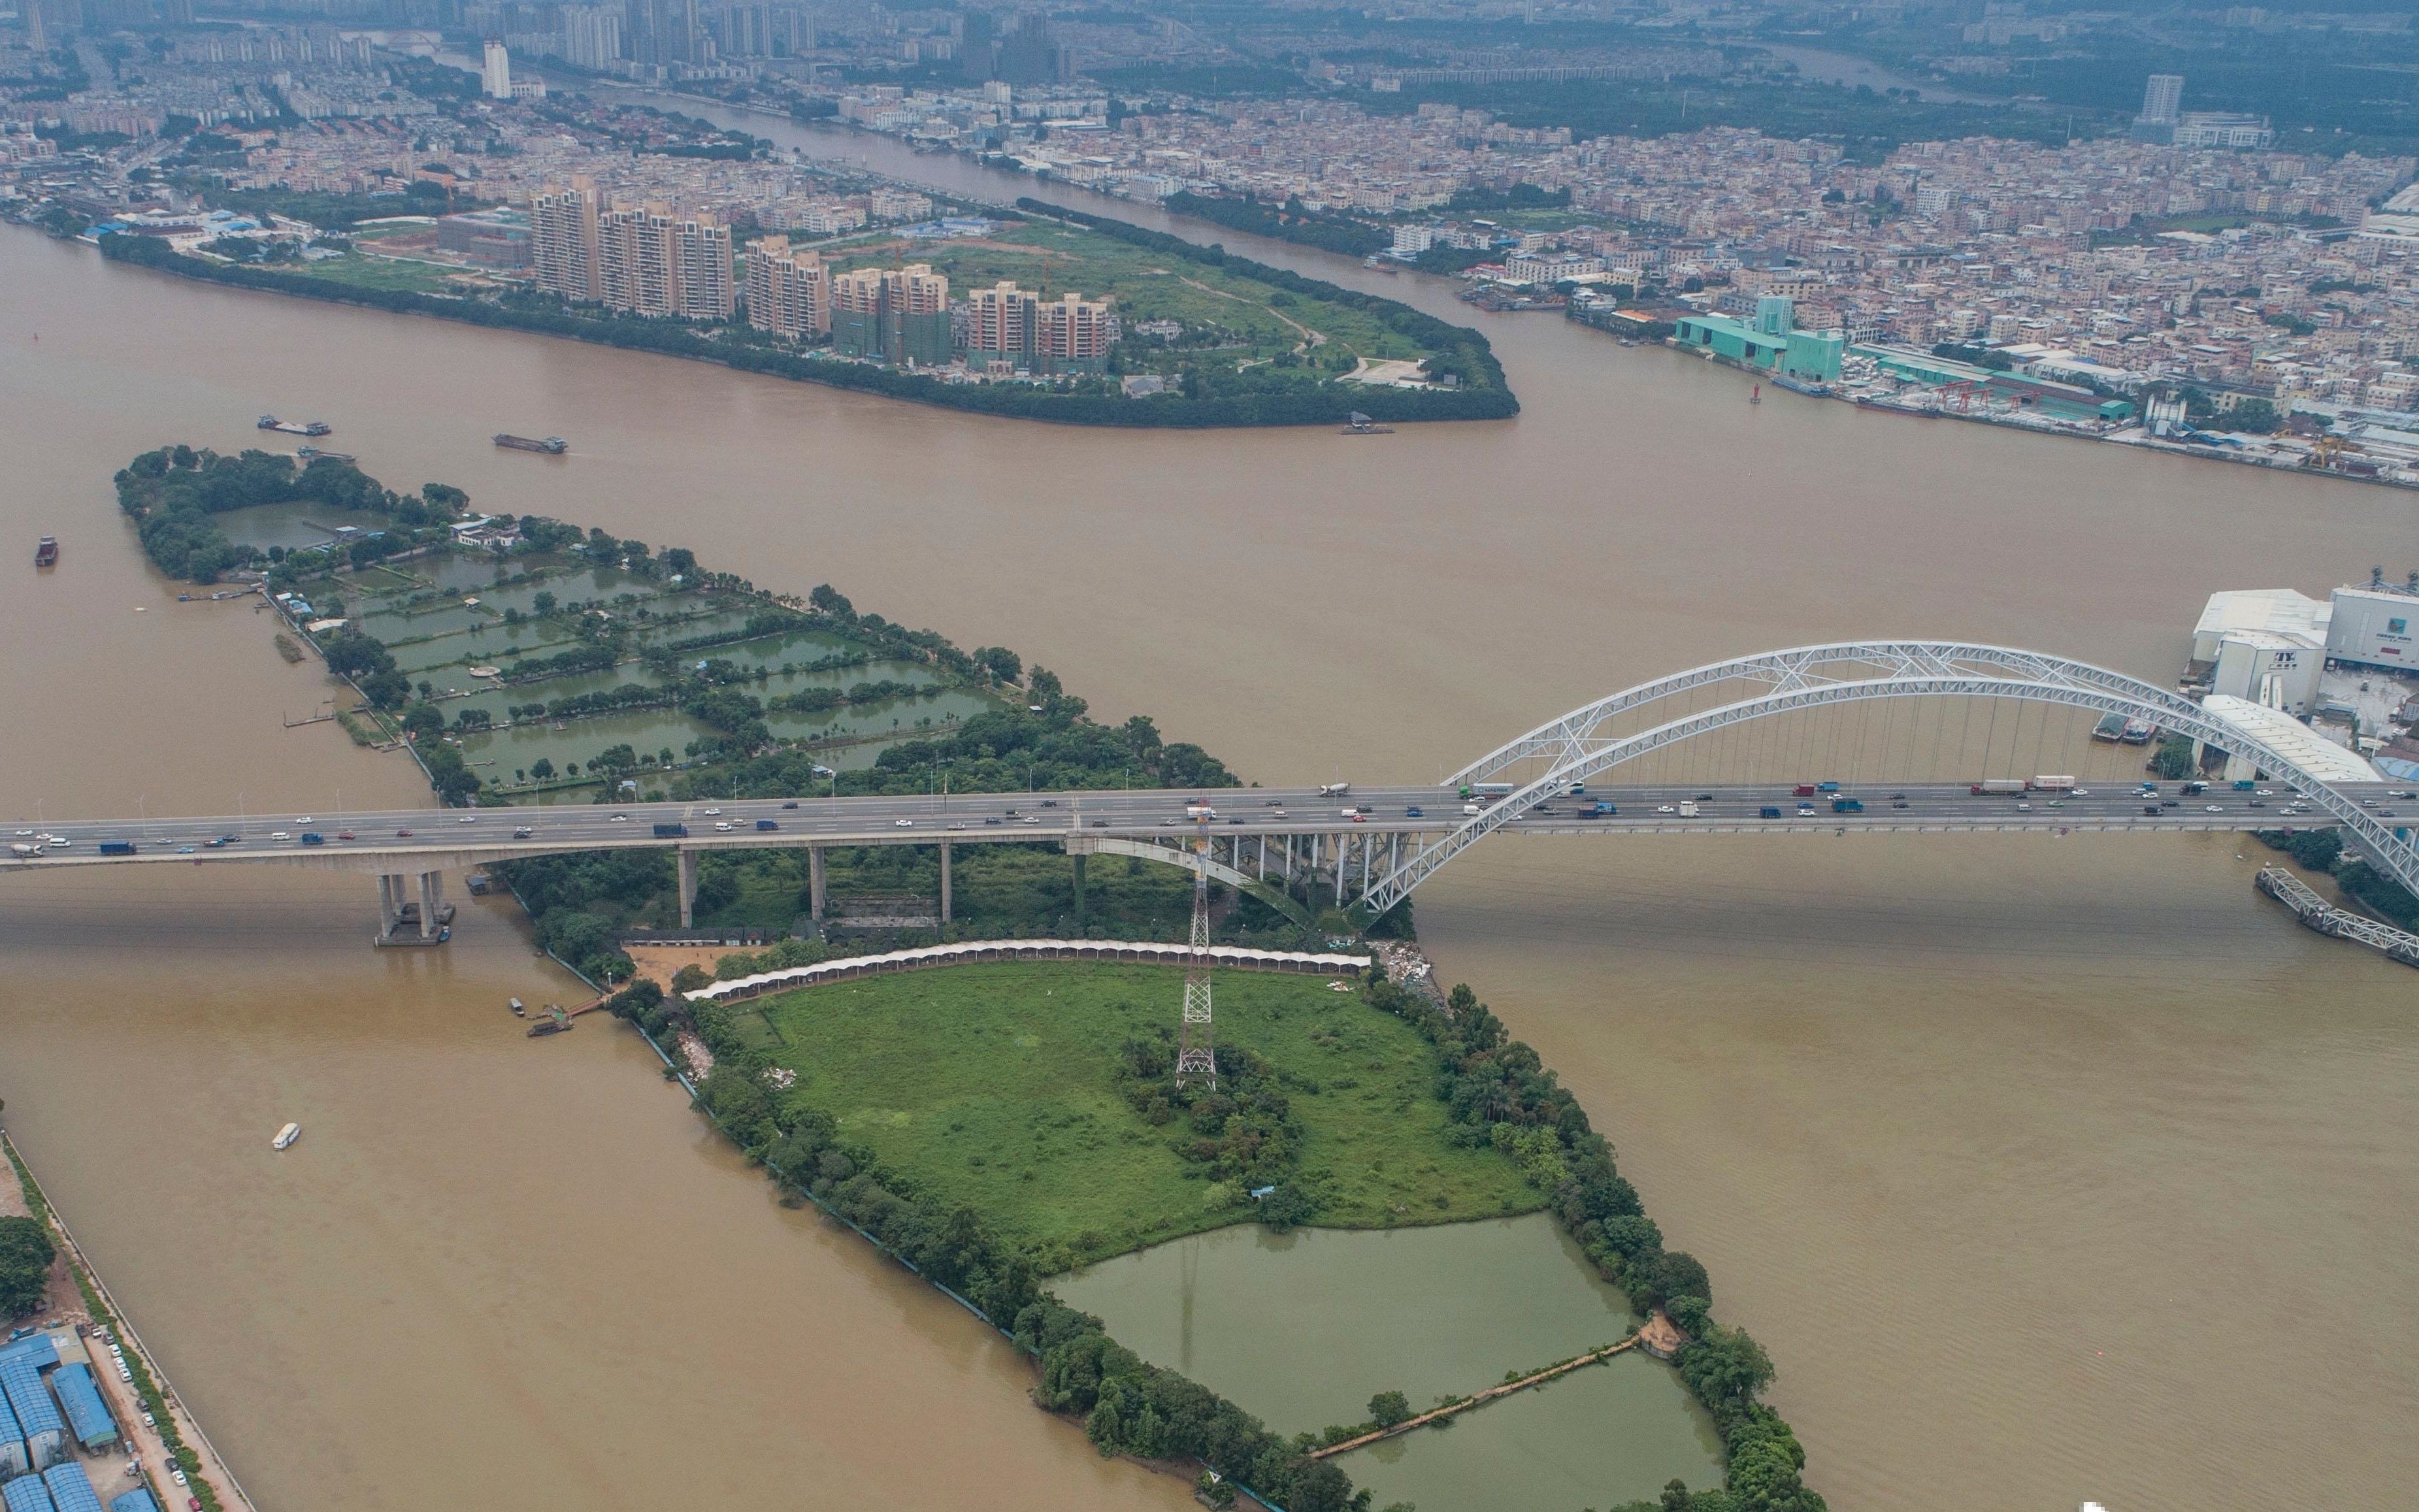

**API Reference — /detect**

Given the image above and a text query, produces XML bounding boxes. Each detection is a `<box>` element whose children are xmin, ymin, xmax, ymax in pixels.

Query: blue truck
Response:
<box><xmin>653</xmin><ymin>823</ymin><xmax>688</xmax><ymax>838</ymax></box>
<box><xmin>1832</xmin><ymin>798</ymin><xmax>1864</xmax><ymax>814</ymax></box>
<box><xmin>1759</xmin><ymin>806</ymin><xmax>1783</xmax><ymax>818</ymax></box>
<box><xmin>98</xmin><ymin>841</ymin><xmax>137</xmax><ymax>856</ymax></box>
<box><xmin>755</xmin><ymin>819</ymin><xmax>779</xmax><ymax>831</ymax></box>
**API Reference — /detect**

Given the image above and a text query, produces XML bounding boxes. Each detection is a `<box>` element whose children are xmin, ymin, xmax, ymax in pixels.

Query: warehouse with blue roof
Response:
<box><xmin>0</xmin><ymin>1388</ymin><xmax>27</xmax><ymax>1482</ymax></box>
<box><xmin>0</xmin><ymin>1361</ymin><xmax>63</xmax><ymax>1473</ymax></box>
<box><xmin>39</xmin><ymin>1464</ymin><xmax>101</xmax><ymax>1512</ymax></box>
<box><xmin>105</xmin><ymin>1490</ymin><xmax>158</xmax><ymax>1512</ymax></box>
<box><xmin>0</xmin><ymin>1472</ymin><xmax>54</xmax><ymax>1512</ymax></box>
<box><xmin>43</xmin><ymin>1367</ymin><xmax>114</xmax><ymax>1455</ymax></box>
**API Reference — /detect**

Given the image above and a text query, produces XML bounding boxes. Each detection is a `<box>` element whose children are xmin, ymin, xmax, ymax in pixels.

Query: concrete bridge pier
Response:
<box><xmin>677</xmin><ymin>847</ymin><xmax>699</xmax><ymax>929</ymax></box>
<box><xmin>1072</xmin><ymin>853</ymin><xmax>1086</xmax><ymax>929</ymax></box>
<box><xmin>939</xmin><ymin>842</ymin><xmax>953</xmax><ymax>925</ymax></box>
<box><xmin>374</xmin><ymin>870</ymin><xmax>453</xmax><ymax>945</ymax></box>
<box><xmin>808</xmin><ymin>844</ymin><xmax>827</xmax><ymax>922</ymax></box>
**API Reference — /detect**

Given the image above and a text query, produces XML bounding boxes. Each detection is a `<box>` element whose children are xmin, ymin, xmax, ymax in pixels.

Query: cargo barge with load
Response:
<box><xmin>256</xmin><ymin>415</ymin><xmax>331</xmax><ymax>436</ymax></box>
<box><xmin>495</xmin><ymin>433</ymin><xmax>569</xmax><ymax>455</ymax></box>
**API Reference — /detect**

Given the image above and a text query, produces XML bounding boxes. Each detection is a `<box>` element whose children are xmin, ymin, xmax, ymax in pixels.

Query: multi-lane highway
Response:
<box><xmin>6</xmin><ymin>780</ymin><xmax>2407</xmax><ymax>872</ymax></box>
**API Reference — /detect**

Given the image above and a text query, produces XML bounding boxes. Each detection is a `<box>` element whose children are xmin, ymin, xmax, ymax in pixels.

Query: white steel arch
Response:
<box><xmin>1362</xmin><ymin>642</ymin><xmax>2417</xmax><ymax>918</ymax></box>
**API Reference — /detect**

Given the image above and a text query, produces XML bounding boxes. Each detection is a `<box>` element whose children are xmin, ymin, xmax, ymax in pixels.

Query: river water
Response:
<box><xmin>1</xmin><ymin>112</ymin><xmax>2416</xmax><ymax>1512</ymax></box>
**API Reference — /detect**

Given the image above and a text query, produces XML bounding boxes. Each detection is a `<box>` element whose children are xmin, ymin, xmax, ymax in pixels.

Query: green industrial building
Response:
<box><xmin>1670</xmin><ymin>297</ymin><xmax>1844</xmax><ymax>384</ymax></box>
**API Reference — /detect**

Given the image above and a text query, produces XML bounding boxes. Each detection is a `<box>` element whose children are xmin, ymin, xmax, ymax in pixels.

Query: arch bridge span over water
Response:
<box><xmin>6</xmin><ymin>641</ymin><xmax>2411</xmax><ymax>940</ymax></box>
<box><xmin>1357</xmin><ymin>640</ymin><xmax>2415</xmax><ymax>919</ymax></box>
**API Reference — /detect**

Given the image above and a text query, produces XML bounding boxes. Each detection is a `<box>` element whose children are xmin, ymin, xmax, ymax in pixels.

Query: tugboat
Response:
<box><xmin>35</xmin><ymin>536</ymin><xmax>59</xmax><ymax>568</ymax></box>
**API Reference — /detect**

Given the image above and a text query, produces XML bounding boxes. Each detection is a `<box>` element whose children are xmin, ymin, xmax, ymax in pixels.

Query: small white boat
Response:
<box><xmin>272</xmin><ymin>1122</ymin><xmax>301</xmax><ymax>1151</ymax></box>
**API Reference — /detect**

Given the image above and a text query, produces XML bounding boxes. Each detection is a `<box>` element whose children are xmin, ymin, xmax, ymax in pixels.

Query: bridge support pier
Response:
<box><xmin>677</xmin><ymin>847</ymin><xmax>698</xmax><ymax>929</ymax></box>
<box><xmin>808</xmin><ymin>845</ymin><xmax>827</xmax><ymax>922</ymax></box>
<box><xmin>374</xmin><ymin>870</ymin><xmax>453</xmax><ymax>947</ymax></box>
<box><xmin>939</xmin><ymin>842</ymin><xmax>952</xmax><ymax>926</ymax></box>
<box><xmin>1072</xmin><ymin>853</ymin><xmax>1087</xmax><ymax>930</ymax></box>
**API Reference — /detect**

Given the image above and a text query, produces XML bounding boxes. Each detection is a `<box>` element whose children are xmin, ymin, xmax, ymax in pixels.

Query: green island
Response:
<box><xmin>89</xmin><ymin>200</ymin><xmax>1515</xmax><ymax>429</ymax></box>
<box><xmin>629</xmin><ymin>947</ymin><xmax>1821</xmax><ymax>1512</ymax></box>
<box><xmin>116</xmin><ymin>447</ymin><xmax>1822</xmax><ymax>1512</ymax></box>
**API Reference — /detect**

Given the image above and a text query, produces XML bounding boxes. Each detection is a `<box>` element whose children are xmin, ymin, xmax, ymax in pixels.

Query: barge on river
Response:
<box><xmin>257</xmin><ymin>415</ymin><xmax>332</xmax><ymax>436</ymax></box>
<box><xmin>495</xmin><ymin>433</ymin><xmax>569</xmax><ymax>455</ymax></box>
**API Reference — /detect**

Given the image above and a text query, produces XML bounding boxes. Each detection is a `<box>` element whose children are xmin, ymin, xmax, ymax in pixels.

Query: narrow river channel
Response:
<box><xmin>0</xmin><ymin>112</ymin><xmax>2415</xmax><ymax>1512</ymax></box>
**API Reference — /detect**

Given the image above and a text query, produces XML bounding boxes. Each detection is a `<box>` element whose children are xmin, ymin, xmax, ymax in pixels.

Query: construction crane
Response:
<box><xmin>1175</xmin><ymin>811</ymin><xmax>1216</xmax><ymax>1087</ymax></box>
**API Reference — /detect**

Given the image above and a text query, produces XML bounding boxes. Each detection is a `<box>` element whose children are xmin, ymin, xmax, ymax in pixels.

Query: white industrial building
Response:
<box><xmin>2326</xmin><ymin>585</ymin><xmax>2419</xmax><ymax>672</ymax></box>
<box><xmin>2188</xmin><ymin>583</ymin><xmax>2419</xmax><ymax>705</ymax></box>
<box><xmin>2189</xmin><ymin>588</ymin><xmax>2329</xmax><ymax>714</ymax></box>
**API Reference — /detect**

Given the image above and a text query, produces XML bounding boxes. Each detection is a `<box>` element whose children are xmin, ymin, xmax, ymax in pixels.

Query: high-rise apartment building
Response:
<box><xmin>745</xmin><ymin>237</ymin><xmax>830</xmax><ymax>340</ymax></box>
<box><xmin>966</xmin><ymin>280</ymin><xmax>1040</xmax><ymax>369</ymax></box>
<box><xmin>829</xmin><ymin>268</ymin><xmax>885</xmax><ymax>359</ymax></box>
<box><xmin>2139</xmin><ymin>73</ymin><xmax>2184</xmax><ymax>126</ymax></box>
<box><xmin>531</xmin><ymin>180</ymin><xmax>602</xmax><ymax>301</ymax></box>
<box><xmin>883</xmin><ymin>263</ymin><xmax>949</xmax><ymax>365</ymax></box>
<box><xmin>1038</xmin><ymin>291</ymin><xmax>1114</xmax><ymax>373</ymax></box>
<box><xmin>674</xmin><ymin>216</ymin><xmax>735</xmax><ymax>321</ymax></box>
<box><xmin>831</xmin><ymin>263</ymin><xmax>950</xmax><ymax>365</ymax></box>
<box><xmin>599</xmin><ymin>204</ymin><xmax>677</xmax><ymax>316</ymax></box>
<box><xmin>561</xmin><ymin>5</ymin><xmax>623</xmax><ymax>68</ymax></box>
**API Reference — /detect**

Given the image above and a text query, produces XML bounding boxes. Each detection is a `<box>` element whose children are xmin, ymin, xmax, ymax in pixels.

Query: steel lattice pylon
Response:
<box><xmin>1175</xmin><ymin>823</ymin><xmax>1215</xmax><ymax>1087</ymax></box>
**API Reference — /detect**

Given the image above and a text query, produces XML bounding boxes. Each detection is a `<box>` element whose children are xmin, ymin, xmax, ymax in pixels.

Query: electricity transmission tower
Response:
<box><xmin>1175</xmin><ymin>817</ymin><xmax>1215</xmax><ymax>1087</ymax></box>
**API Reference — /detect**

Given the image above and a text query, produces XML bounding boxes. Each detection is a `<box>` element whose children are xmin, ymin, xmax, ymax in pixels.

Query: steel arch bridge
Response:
<box><xmin>1349</xmin><ymin>641</ymin><xmax>2419</xmax><ymax>919</ymax></box>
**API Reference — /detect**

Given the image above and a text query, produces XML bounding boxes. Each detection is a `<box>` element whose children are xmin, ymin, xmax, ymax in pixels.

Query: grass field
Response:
<box><xmin>755</xmin><ymin>962</ymin><xmax>1543</xmax><ymax>1266</ymax></box>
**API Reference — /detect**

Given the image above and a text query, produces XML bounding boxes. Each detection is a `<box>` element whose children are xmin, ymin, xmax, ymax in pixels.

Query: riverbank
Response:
<box><xmin>86</xmin><ymin>215</ymin><xmax>1515</xmax><ymax>431</ymax></box>
<box><xmin>1607</xmin><ymin>318</ymin><xmax>2419</xmax><ymax>495</ymax></box>
<box><xmin>3</xmin><ymin>1131</ymin><xmax>258</xmax><ymax>1512</ymax></box>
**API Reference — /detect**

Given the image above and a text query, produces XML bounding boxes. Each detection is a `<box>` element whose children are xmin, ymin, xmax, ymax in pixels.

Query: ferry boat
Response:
<box><xmin>272</xmin><ymin>1122</ymin><xmax>302</xmax><ymax>1151</ymax></box>
<box><xmin>35</xmin><ymin>536</ymin><xmax>58</xmax><ymax>568</ymax></box>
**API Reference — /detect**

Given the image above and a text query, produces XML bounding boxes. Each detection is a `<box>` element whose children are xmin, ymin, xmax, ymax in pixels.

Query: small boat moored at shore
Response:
<box><xmin>272</xmin><ymin>1122</ymin><xmax>301</xmax><ymax>1151</ymax></box>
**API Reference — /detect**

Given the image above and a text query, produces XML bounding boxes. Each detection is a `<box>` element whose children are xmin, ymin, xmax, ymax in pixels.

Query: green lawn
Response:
<box><xmin>283</xmin><ymin>252</ymin><xmax>481</xmax><ymax>295</ymax></box>
<box><xmin>826</xmin><ymin>220</ymin><xmax>1432</xmax><ymax>374</ymax></box>
<box><xmin>755</xmin><ymin>962</ymin><xmax>1542</xmax><ymax>1266</ymax></box>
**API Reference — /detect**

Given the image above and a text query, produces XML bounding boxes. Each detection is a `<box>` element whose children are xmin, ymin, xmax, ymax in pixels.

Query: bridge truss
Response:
<box><xmin>1352</xmin><ymin>642</ymin><xmax>2419</xmax><ymax>919</ymax></box>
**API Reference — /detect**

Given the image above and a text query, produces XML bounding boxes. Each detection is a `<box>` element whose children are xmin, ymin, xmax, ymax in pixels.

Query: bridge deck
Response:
<box><xmin>7</xmin><ymin>780</ymin><xmax>2403</xmax><ymax>873</ymax></box>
